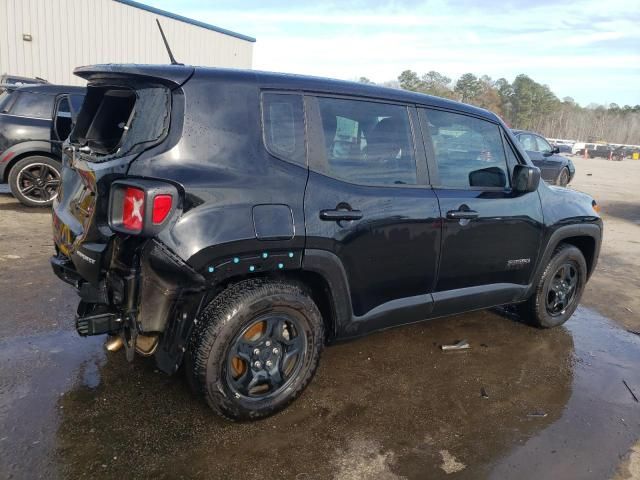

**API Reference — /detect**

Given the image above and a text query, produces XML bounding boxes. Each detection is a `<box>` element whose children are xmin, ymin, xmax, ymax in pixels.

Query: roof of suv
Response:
<box><xmin>226</xmin><ymin>68</ymin><xmax>499</xmax><ymax>123</ymax></box>
<box><xmin>11</xmin><ymin>84</ymin><xmax>86</xmax><ymax>95</ymax></box>
<box><xmin>74</xmin><ymin>64</ymin><xmax>501</xmax><ymax>123</ymax></box>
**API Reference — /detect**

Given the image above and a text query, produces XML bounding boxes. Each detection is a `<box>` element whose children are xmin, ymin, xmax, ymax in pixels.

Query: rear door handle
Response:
<box><xmin>446</xmin><ymin>209</ymin><xmax>479</xmax><ymax>220</ymax></box>
<box><xmin>319</xmin><ymin>209</ymin><xmax>363</xmax><ymax>222</ymax></box>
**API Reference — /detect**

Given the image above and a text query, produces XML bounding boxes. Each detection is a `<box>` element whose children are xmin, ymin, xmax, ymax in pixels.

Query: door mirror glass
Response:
<box><xmin>551</xmin><ymin>146</ymin><xmax>560</xmax><ymax>154</ymax></box>
<box><xmin>512</xmin><ymin>164</ymin><xmax>540</xmax><ymax>193</ymax></box>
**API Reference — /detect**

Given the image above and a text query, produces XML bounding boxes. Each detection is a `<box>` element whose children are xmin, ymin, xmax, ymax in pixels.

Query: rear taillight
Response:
<box><xmin>109</xmin><ymin>180</ymin><xmax>178</xmax><ymax>235</ymax></box>
<box><xmin>122</xmin><ymin>187</ymin><xmax>145</xmax><ymax>233</ymax></box>
<box><xmin>152</xmin><ymin>194</ymin><xmax>173</xmax><ymax>224</ymax></box>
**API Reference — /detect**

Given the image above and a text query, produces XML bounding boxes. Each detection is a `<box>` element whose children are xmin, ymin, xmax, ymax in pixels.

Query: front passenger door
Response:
<box><xmin>420</xmin><ymin>109</ymin><xmax>543</xmax><ymax>315</ymax></box>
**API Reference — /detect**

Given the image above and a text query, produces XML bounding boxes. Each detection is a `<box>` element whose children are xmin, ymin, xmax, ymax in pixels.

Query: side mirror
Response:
<box><xmin>551</xmin><ymin>146</ymin><xmax>560</xmax><ymax>154</ymax></box>
<box><xmin>513</xmin><ymin>164</ymin><xmax>540</xmax><ymax>193</ymax></box>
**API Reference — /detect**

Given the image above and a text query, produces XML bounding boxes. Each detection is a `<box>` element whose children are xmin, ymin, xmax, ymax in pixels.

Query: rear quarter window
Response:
<box><xmin>10</xmin><ymin>92</ymin><xmax>54</xmax><ymax>119</ymax></box>
<box><xmin>261</xmin><ymin>92</ymin><xmax>306</xmax><ymax>166</ymax></box>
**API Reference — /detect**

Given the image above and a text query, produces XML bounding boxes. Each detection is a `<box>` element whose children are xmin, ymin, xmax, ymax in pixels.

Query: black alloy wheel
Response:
<box><xmin>226</xmin><ymin>314</ymin><xmax>306</xmax><ymax>399</ymax></box>
<box><xmin>8</xmin><ymin>156</ymin><xmax>61</xmax><ymax>207</ymax></box>
<box><xmin>516</xmin><ymin>244</ymin><xmax>587</xmax><ymax>328</ymax></box>
<box><xmin>188</xmin><ymin>279</ymin><xmax>324</xmax><ymax>420</ymax></box>
<box><xmin>545</xmin><ymin>262</ymin><xmax>579</xmax><ymax>316</ymax></box>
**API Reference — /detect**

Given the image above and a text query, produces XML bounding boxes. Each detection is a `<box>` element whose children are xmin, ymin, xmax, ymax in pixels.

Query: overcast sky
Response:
<box><xmin>146</xmin><ymin>0</ymin><xmax>640</xmax><ymax>107</ymax></box>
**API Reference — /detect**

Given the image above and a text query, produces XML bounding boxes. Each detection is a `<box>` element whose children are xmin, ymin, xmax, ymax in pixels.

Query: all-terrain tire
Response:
<box><xmin>518</xmin><ymin>244</ymin><xmax>587</xmax><ymax>328</ymax></box>
<box><xmin>189</xmin><ymin>278</ymin><xmax>324</xmax><ymax>420</ymax></box>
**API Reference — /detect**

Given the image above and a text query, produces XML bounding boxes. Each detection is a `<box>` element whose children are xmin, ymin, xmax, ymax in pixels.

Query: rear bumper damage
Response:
<box><xmin>50</xmin><ymin>238</ymin><xmax>206</xmax><ymax>373</ymax></box>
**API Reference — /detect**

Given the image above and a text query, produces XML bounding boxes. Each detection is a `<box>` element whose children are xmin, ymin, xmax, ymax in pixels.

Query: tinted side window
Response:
<box><xmin>426</xmin><ymin>109</ymin><xmax>509</xmax><ymax>188</ymax></box>
<box><xmin>316</xmin><ymin>97</ymin><xmax>417</xmax><ymax>185</ymax></box>
<box><xmin>10</xmin><ymin>92</ymin><xmax>53</xmax><ymax>119</ymax></box>
<box><xmin>56</xmin><ymin>96</ymin><xmax>71</xmax><ymax>117</ymax></box>
<box><xmin>518</xmin><ymin>134</ymin><xmax>537</xmax><ymax>151</ymax></box>
<box><xmin>262</xmin><ymin>93</ymin><xmax>305</xmax><ymax>166</ymax></box>
<box><xmin>535</xmin><ymin>135</ymin><xmax>551</xmax><ymax>153</ymax></box>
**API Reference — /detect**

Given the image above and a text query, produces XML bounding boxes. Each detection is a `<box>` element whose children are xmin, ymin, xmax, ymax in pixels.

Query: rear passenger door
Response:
<box><xmin>419</xmin><ymin>108</ymin><xmax>543</xmax><ymax>315</ymax></box>
<box><xmin>304</xmin><ymin>96</ymin><xmax>440</xmax><ymax>331</ymax></box>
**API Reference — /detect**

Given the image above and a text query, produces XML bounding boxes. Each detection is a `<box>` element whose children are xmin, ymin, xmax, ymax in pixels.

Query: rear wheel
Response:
<box><xmin>8</xmin><ymin>156</ymin><xmax>61</xmax><ymax>207</ymax></box>
<box><xmin>557</xmin><ymin>168</ymin><xmax>570</xmax><ymax>187</ymax></box>
<box><xmin>518</xmin><ymin>244</ymin><xmax>587</xmax><ymax>328</ymax></box>
<box><xmin>189</xmin><ymin>279</ymin><xmax>324</xmax><ymax>420</ymax></box>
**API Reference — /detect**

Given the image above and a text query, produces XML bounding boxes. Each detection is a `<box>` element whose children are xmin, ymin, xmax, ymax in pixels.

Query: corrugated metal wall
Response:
<box><xmin>0</xmin><ymin>0</ymin><xmax>254</xmax><ymax>85</ymax></box>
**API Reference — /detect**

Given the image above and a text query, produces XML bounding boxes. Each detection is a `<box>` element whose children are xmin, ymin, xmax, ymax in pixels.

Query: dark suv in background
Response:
<box><xmin>51</xmin><ymin>64</ymin><xmax>602</xmax><ymax>420</ymax></box>
<box><xmin>513</xmin><ymin>129</ymin><xmax>575</xmax><ymax>186</ymax></box>
<box><xmin>0</xmin><ymin>84</ymin><xmax>85</xmax><ymax>206</ymax></box>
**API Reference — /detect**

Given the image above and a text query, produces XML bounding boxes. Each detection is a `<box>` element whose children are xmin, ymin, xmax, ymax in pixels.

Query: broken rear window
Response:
<box><xmin>70</xmin><ymin>84</ymin><xmax>170</xmax><ymax>160</ymax></box>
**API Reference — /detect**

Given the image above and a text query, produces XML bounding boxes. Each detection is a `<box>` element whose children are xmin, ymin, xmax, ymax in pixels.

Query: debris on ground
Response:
<box><xmin>625</xmin><ymin>307</ymin><xmax>633</xmax><ymax>313</ymax></box>
<box><xmin>623</xmin><ymin>380</ymin><xmax>639</xmax><ymax>403</ymax></box>
<box><xmin>527</xmin><ymin>411</ymin><xmax>548</xmax><ymax>418</ymax></box>
<box><xmin>628</xmin><ymin>330</ymin><xmax>640</xmax><ymax>337</ymax></box>
<box><xmin>480</xmin><ymin>387</ymin><xmax>489</xmax><ymax>399</ymax></box>
<box><xmin>439</xmin><ymin>450</ymin><xmax>466</xmax><ymax>474</ymax></box>
<box><xmin>440</xmin><ymin>340</ymin><xmax>470</xmax><ymax>351</ymax></box>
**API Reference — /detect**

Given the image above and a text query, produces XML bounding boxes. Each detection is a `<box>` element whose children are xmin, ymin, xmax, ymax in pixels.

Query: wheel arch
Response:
<box><xmin>532</xmin><ymin>223</ymin><xmax>602</xmax><ymax>292</ymax></box>
<box><xmin>210</xmin><ymin>265</ymin><xmax>347</xmax><ymax>343</ymax></box>
<box><xmin>3</xmin><ymin>146</ymin><xmax>59</xmax><ymax>182</ymax></box>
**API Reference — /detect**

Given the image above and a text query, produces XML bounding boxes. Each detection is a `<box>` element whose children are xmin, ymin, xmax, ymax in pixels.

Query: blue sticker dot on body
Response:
<box><xmin>262</xmin><ymin>252</ymin><xmax>268</xmax><ymax>259</ymax></box>
<box><xmin>233</xmin><ymin>257</ymin><xmax>240</xmax><ymax>264</ymax></box>
<box><xmin>249</xmin><ymin>265</ymin><xmax>255</xmax><ymax>272</ymax></box>
<box><xmin>278</xmin><ymin>263</ymin><xmax>284</xmax><ymax>269</ymax></box>
<box><xmin>208</xmin><ymin>266</ymin><xmax>215</xmax><ymax>273</ymax></box>
<box><xmin>288</xmin><ymin>252</ymin><xmax>294</xmax><ymax>258</ymax></box>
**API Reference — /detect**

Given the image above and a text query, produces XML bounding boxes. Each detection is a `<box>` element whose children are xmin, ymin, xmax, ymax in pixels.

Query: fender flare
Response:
<box><xmin>527</xmin><ymin>222</ymin><xmax>602</xmax><ymax>296</ymax></box>
<box><xmin>301</xmin><ymin>249</ymin><xmax>353</xmax><ymax>338</ymax></box>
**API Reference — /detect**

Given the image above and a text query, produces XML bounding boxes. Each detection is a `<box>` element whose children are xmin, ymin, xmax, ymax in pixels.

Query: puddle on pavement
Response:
<box><xmin>0</xmin><ymin>306</ymin><xmax>638</xmax><ymax>479</ymax></box>
<box><xmin>0</xmin><ymin>330</ymin><xmax>104</xmax><ymax>479</ymax></box>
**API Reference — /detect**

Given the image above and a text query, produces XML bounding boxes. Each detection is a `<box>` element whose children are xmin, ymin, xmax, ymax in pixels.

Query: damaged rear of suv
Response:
<box><xmin>52</xmin><ymin>64</ymin><xmax>602</xmax><ymax>421</ymax></box>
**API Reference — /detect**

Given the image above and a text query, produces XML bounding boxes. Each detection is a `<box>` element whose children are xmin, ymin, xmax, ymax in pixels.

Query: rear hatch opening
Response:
<box><xmin>69</xmin><ymin>83</ymin><xmax>171</xmax><ymax>160</ymax></box>
<box><xmin>72</xmin><ymin>87</ymin><xmax>136</xmax><ymax>155</ymax></box>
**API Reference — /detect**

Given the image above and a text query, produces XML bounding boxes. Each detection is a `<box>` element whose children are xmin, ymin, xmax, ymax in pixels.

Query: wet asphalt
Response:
<box><xmin>0</xmin><ymin>191</ymin><xmax>639</xmax><ymax>479</ymax></box>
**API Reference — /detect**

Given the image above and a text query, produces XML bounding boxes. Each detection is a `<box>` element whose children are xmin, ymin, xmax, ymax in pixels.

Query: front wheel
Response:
<box><xmin>189</xmin><ymin>279</ymin><xmax>324</xmax><ymax>420</ymax></box>
<box><xmin>8</xmin><ymin>156</ymin><xmax>61</xmax><ymax>207</ymax></box>
<box><xmin>557</xmin><ymin>168</ymin><xmax>570</xmax><ymax>187</ymax></box>
<box><xmin>518</xmin><ymin>244</ymin><xmax>587</xmax><ymax>328</ymax></box>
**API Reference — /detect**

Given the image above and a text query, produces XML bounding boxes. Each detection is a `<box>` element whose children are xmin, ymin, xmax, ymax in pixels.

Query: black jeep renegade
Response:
<box><xmin>51</xmin><ymin>64</ymin><xmax>602</xmax><ymax>420</ymax></box>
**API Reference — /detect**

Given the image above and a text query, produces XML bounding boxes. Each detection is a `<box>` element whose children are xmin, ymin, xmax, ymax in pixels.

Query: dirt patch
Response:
<box><xmin>568</xmin><ymin>156</ymin><xmax>640</xmax><ymax>331</ymax></box>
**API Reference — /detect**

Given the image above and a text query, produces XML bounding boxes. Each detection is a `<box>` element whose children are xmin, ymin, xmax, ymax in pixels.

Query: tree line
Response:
<box><xmin>359</xmin><ymin>71</ymin><xmax>640</xmax><ymax>145</ymax></box>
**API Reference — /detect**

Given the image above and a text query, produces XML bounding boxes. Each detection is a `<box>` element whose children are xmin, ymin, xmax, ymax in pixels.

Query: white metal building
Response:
<box><xmin>0</xmin><ymin>0</ymin><xmax>255</xmax><ymax>86</ymax></box>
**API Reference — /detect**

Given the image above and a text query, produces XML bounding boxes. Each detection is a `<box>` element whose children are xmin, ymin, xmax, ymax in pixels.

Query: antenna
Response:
<box><xmin>156</xmin><ymin>19</ymin><xmax>181</xmax><ymax>65</ymax></box>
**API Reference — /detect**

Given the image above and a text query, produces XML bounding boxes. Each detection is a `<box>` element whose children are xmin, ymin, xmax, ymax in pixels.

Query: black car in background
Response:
<box><xmin>0</xmin><ymin>84</ymin><xmax>85</xmax><ymax>206</ymax></box>
<box><xmin>512</xmin><ymin>130</ymin><xmax>575</xmax><ymax>187</ymax></box>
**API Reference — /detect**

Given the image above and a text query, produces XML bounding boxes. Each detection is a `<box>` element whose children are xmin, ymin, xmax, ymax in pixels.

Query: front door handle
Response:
<box><xmin>446</xmin><ymin>209</ymin><xmax>479</xmax><ymax>220</ymax></box>
<box><xmin>319</xmin><ymin>209</ymin><xmax>363</xmax><ymax>222</ymax></box>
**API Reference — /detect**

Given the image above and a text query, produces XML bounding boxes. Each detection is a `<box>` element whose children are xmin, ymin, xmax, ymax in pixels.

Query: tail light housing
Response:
<box><xmin>109</xmin><ymin>179</ymin><xmax>179</xmax><ymax>235</ymax></box>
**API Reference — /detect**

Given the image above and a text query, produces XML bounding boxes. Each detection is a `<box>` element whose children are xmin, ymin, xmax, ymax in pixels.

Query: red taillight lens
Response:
<box><xmin>152</xmin><ymin>194</ymin><xmax>173</xmax><ymax>224</ymax></box>
<box><xmin>122</xmin><ymin>187</ymin><xmax>145</xmax><ymax>232</ymax></box>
